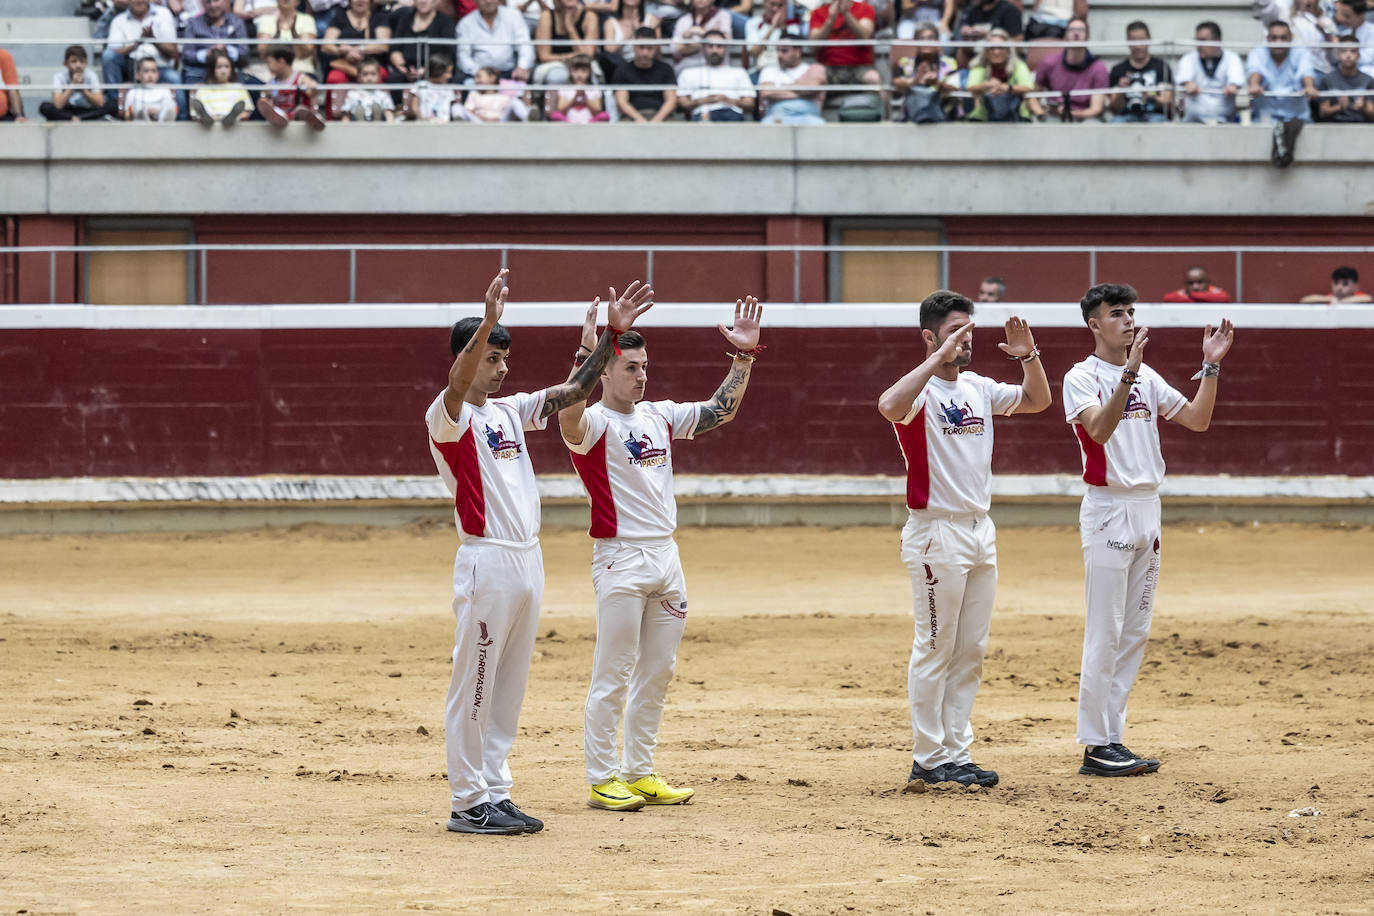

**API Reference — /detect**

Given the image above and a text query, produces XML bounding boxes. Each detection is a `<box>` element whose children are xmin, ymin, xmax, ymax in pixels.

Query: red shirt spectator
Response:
<box><xmin>809</xmin><ymin>0</ymin><xmax>876</xmax><ymax>68</ymax></box>
<box><xmin>1162</xmin><ymin>266</ymin><xmax>1232</xmax><ymax>303</ymax></box>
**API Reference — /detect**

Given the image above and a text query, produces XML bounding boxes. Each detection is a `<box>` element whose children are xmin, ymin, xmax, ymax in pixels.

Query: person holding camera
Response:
<box><xmin>1108</xmin><ymin>20</ymin><xmax>1172</xmax><ymax>122</ymax></box>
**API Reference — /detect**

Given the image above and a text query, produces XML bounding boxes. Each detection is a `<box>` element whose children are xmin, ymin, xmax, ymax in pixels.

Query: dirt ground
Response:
<box><xmin>2</xmin><ymin>520</ymin><xmax>1372</xmax><ymax>915</ymax></box>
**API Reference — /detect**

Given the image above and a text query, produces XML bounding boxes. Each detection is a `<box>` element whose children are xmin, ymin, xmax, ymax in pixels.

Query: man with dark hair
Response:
<box><xmin>561</xmin><ymin>297</ymin><xmax>764</xmax><ymax>812</ymax></box>
<box><xmin>427</xmin><ymin>269</ymin><xmax>654</xmax><ymax>835</ymax></box>
<box><xmin>1109</xmin><ymin>21</ymin><xmax>1173</xmax><ymax>122</ymax></box>
<box><xmin>878</xmin><ymin>291</ymin><xmax>1051</xmax><ymax>788</ymax></box>
<box><xmin>1246</xmin><ymin>19</ymin><xmax>1319</xmax><ymax>123</ymax></box>
<box><xmin>1178</xmin><ymin>21</ymin><xmax>1245</xmax><ymax>123</ymax></box>
<box><xmin>1034</xmin><ymin>18</ymin><xmax>1110</xmax><ymax>121</ymax></box>
<box><xmin>1162</xmin><ymin>265</ymin><xmax>1232</xmax><ymax>303</ymax></box>
<box><xmin>612</xmin><ymin>27</ymin><xmax>679</xmax><ymax>122</ymax></box>
<box><xmin>1064</xmin><ymin>283</ymin><xmax>1234</xmax><ymax>777</ymax></box>
<box><xmin>977</xmin><ymin>277</ymin><xmax>1006</xmax><ymax>302</ymax></box>
<box><xmin>1316</xmin><ymin>36</ymin><xmax>1374</xmax><ymax>121</ymax></box>
<box><xmin>1301</xmin><ymin>265</ymin><xmax>1372</xmax><ymax>303</ymax></box>
<box><xmin>1333</xmin><ymin>0</ymin><xmax>1374</xmax><ymax>78</ymax></box>
<box><xmin>676</xmin><ymin>30</ymin><xmax>756</xmax><ymax>121</ymax></box>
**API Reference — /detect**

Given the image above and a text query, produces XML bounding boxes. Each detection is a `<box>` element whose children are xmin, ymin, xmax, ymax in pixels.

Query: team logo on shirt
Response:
<box><xmin>1121</xmin><ymin>388</ymin><xmax>1152</xmax><ymax>421</ymax></box>
<box><xmin>623</xmin><ymin>431</ymin><xmax>668</xmax><ymax>468</ymax></box>
<box><xmin>484</xmin><ymin>423</ymin><xmax>522</xmax><ymax>460</ymax></box>
<box><xmin>937</xmin><ymin>400</ymin><xmax>986</xmax><ymax>436</ymax></box>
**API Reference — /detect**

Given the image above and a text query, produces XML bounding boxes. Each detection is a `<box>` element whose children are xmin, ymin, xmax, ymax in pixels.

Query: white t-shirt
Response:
<box><xmin>52</xmin><ymin>68</ymin><xmax>102</xmax><ymax>108</ymax></box>
<box><xmin>892</xmin><ymin>371</ymin><xmax>1023</xmax><ymax>515</ymax></box>
<box><xmin>564</xmin><ymin>400</ymin><xmax>700</xmax><ymax>539</ymax></box>
<box><xmin>125</xmin><ymin>84</ymin><xmax>176</xmax><ymax>119</ymax></box>
<box><xmin>108</xmin><ymin>5</ymin><xmax>180</xmax><ymax>68</ymax></box>
<box><xmin>1062</xmin><ymin>355</ymin><xmax>1187</xmax><ymax>492</ymax></box>
<box><xmin>426</xmin><ymin>390</ymin><xmax>548</xmax><ymax>545</ymax></box>
<box><xmin>676</xmin><ymin>64</ymin><xmax>757</xmax><ymax>114</ymax></box>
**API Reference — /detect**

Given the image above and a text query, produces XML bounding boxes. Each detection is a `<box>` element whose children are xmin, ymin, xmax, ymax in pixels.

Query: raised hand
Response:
<box><xmin>579</xmin><ymin>297</ymin><xmax>600</xmax><ymax>352</ymax></box>
<box><xmin>718</xmin><ymin>296</ymin><xmax>762</xmax><ymax>351</ymax></box>
<box><xmin>997</xmin><ymin>315</ymin><xmax>1036</xmax><ymax>359</ymax></box>
<box><xmin>605</xmin><ymin>280</ymin><xmax>654</xmax><ymax>332</ymax></box>
<box><xmin>1202</xmin><ymin>318</ymin><xmax>1234</xmax><ymax>364</ymax></box>
<box><xmin>484</xmin><ymin>268</ymin><xmax>509</xmax><ymax>325</ymax></box>
<box><xmin>935</xmin><ymin>320</ymin><xmax>975</xmax><ymax>362</ymax></box>
<box><xmin>1126</xmin><ymin>325</ymin><xmax>1149</xmax><ymax>373</ymax></box>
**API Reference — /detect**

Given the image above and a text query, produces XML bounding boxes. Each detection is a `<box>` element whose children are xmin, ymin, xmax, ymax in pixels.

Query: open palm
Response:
<box><xmin>719</xmin><ymin>296</ymin><xmax>763</xmax><ymax>351</ymax></box>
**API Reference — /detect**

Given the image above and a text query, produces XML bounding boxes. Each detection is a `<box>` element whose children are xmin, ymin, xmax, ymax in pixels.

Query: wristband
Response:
<box><xmin>1191</xmin><ymin>362</ymin><xmax>1221</xmax><ymax>380</ymax></box>
<box><xmin>577</xmin><ymin>344</ymin><xmax>592</xmax><ymax>354</ymax></box>
<box><xmin>1120</xmin><ymin>369</ymin><xmax>1139</xmax><ymax>385</ymax></box>
<box><xmin>607</xmin><ymin>325</ymin><xmax>625</xmax><ymax>356</ymax></box>
<box><xmin>729</xmin><ymin>344</ymin><xmax>766</xmax><ymax>361</ymax></box>
<box><xmin>1007</xmin><ymin>347</ymin><xmax>1040</xmax><ymax>363</ymax></box>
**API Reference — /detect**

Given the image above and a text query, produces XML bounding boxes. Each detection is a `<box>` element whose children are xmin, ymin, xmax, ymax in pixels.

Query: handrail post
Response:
<box><xmin>500</xmin><ymin>247</ymin><xmax>508</xmax><ymax>270</ymax></box>
<box><xmin>1234</xmin><ymin>249</ymin><xmax>1244</xmax><ymax>304</ymax></box>
<box><xmin>793</xmin><ymin>248</ymin><xmax>801</xmax><ymax>304</ymax></box>
<box><xmin>1088</xmin><ymin>249</ymin><xmax>1097</xmax><ymax>287</ymax></box>
<box><xmin>49</xmin><ymin>251</ymin><xmax>56</xmax><ymax>304</ymax></box>
<box><xmin>348</xmin><ymin>248</ymin><xmax>356</xmax><ymax>304</ymax></box>
<box><xmin>646</xmin><ymin>248</ymin><xmax>654</xmax><ymax>287</ymax></box>
<box><xmin>199</xmin><ymin>249</ymin><xmax>207</xmax><ymax>305</ymax></box>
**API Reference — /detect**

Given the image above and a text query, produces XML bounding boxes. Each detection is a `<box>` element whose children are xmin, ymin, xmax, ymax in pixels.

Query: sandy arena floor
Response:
<box><xmin>1</xmin><ymin>521</ymin><xmax>1372</xmax><ymax>914</ymax></box>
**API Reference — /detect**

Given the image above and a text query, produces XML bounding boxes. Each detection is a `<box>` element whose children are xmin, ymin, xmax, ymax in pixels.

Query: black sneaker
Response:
<box><xmin>446</xmin><ymin>801</ymin><xmax>526</xmax><ymax>835</ymax></box>
<box><xmin>1111</xmin><ymin>744</ymin><xmax>1160</xmax><ymax>774</ymax></box>
<box><xmin>908</xmin><ymin>761</ymin><xmax>976</xmax><ymax>787</ymax></box>
<box><xmin>952</xmin><ymin>762</ymin><xmax>999</xmax><ymax>787</ymax></box>
<box><xmin>494</xmin><ymin>799</ymin><xmax>544</xmax><ymax>833</ymax></box>
<box><xmin>1079</xmin><ymin>744</ymin><xmax>1149</xmax><ymax>777</ymax></box>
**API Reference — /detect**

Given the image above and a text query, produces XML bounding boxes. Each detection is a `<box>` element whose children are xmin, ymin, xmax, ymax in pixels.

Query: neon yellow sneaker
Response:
<box><xmin>588</xmin><ymin>777</ymin><xmax>647</xmax><ymax>811</ymax></box>
<box><xmin>626</xmin><ymin>773</ymin><xmax>695</xmax><ymax>805</ymax></box>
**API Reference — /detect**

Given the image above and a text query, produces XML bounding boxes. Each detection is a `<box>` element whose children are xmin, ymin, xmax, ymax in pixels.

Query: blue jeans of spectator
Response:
<box><xmin>763</xmin><ymin>98</ymin><xmax>824</xmax><ymax>124</ymax></box>
<box><xmin>901</xmin><ymin>85</ymin><xmax>945</xmax><ymax>123</ymax></box>
<box><xmin>1250</xmin><ymin>97</ymin><xmax>1311</xmax><ymax>123</ymax></box>
<box><xmin>102</xmin><ymin>51</ymin><xmax>186</xmax><ymax>119</ymax></box>
<box><xmin>1112</xmin><ymin>111</ymin><xmax>1167</xmax><ymax>123</ymax></box>
<box><xmin>694</xmin><ymin>107</ymin><xmax>747</xmax><ymax>121</ymax></box>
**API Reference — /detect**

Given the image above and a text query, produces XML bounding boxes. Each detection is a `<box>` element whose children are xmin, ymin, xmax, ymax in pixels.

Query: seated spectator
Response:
<box><xmin>41</xmin><ymin>46</ymin><xmax>113</xmax><ymax>122</ymax></box>
<box><xmin>322</xmin><ymin>0</ymin><xmax>392</xmax><ymax>112</ymax></box>
<box><xmin>1333</xmin><ymin>0</ymin><xmax>1374</xmax><ymax>78</ymax></box>
<box><xmin>758</xmin><ymin>33</ymin><xmax>827</xmax><ymax>124</ymax></box>
<box><xmin>407</xmin><ymin>52</ymin><xmax>461</xmax><ymax>121</ymax></box>
<box><xmin>256</xmin><ymin>0</ymin><xmax>322</xmax><ymax>78</ymax></box>
<box><xmin>599</xmin><ymin>0</ymin><xmax>661</xmax><ymax>80</ymax></box>
<box><xmin>956</xmin><ymin>0</ymin><xmax>1022</xmax><ymax>44</ymax></box>
<box><xmin>183</xmin><ymin>0</ymin><xmax>251</xmax><ymax>85</ymax></box>
<box><xmin>234</xmin><ymin>0</ymin><xmax>279</xmax><ymax>32</ymax></box>
<box><xmin>1300</xmin><ymin>266</ymin><xmax>1373</xmax><ymax>303</ymax></box>
<box><xmin>1178</xmin><ymin>21</ymin><xmax>1245</xmax><ymax>123</ymax></box>
<box><xmin>1247</xmin><ymin>20</ymin><xmax>1319</xmax><ymax>122</ymax></box>
<box><xmin>257</xmin><ymin>45</ymin><xmax>326</xmax><ymax>128</ymax></box>
<box><xmin>534</xmin><ymin>0</ymin><xmax>600</xmax><ymax>85</ymax></box>
<box><xmin>965</xmin><ymin>29</ymin><xmax>1035</xmax><ymax>121</ymax></box>
<box><xmin>612</xmin><ymin>26</ymin><xmax>679</xmax><ymax>121</ymax></box>
<box><xmin>1253</xmin><ymin>0</ymin><xmax>1335</xmax><ymax>77</ymax></box>
<box><xmin>103</xmin><ymin>0</ymin><xmax>180</xmax><ymax>94</ymax></box>
<box><xmin>456</xmin><ymin>0</ymin><xmax>535</xmax><ymax>82</ymax></box>
<box><xmin>745</xmin><ymin>0</ymin><xmax>788</xmax><ymax>75</ymax></box>
<box><xmin>895</xmin><ymin>0</ymin><xmax>952</xmax><ymax>40</ymax></box>
<box><xmin>676</xmin><ymin>30</ymin><xmax>755</xmax><ymax>120</ymax></box>
<box><xmin>547</xmin><ymin>53</ymin><xmax>610</xmax><ymax>120</ymax></box>
<box><xmin>311</xmin><ymin>0</ymin><xmax>347</xmax><ymax>35</ymax></box>
<box><xmin>389</xmin><ymin>0</ymin><xmax>455</xmax><ymax>86</ymax></box>
<box><xmin>190</xmin><ymin>48</ymin><xmax>252</xmax><ymax>125</ymax></box>
<box><xmin>892</xmin><ymin>22</ymin><xmax>959</xmax><ymax>122</ymax></box>
<box><xmin>672</xmin><ymin>0</ymin><xmax>734</xmax><ymax>73</ymax></box>
<box><xmin>1023</xmin><ymin>0</ymin><xmax>1081</xmax><ymax>40</ymax></box>
<box><xmin>461</xmin><ymin>65</ymin><xmax>531</xmax><ymax>120</ymax></box>
<box><xmin>0</xmin><ymin>47</ymin><xmax>21</xmax><ymax>122</ymax></box>
<box><xmin>1162</xmin><ymin>266</ymin><xmax>1232</xmax><ymax>303</ymax></box>
<box><xmin>977</xmin><ymin>276</ymin><xmax>1005</xmax><ymax>301</ymax></box>
<box><xmin>122</xmin><ymin>55</ymin><xmax>178</xmax><ymax>120</ymax></box>
<box><xmin>1108</xmin><ymin>20</ymin><xmax>1173</xmax><ymax>122</ymax></box>
<box><xmin>1034</xmin><ymin>18</ymin><xmax>1108</xmax><ymax>121</ymax></box>
<box><xmin>810</xmin><ymin>0</ymin><xmax>879</xmax><ymax>80</ymax></box>
<box><xmin>339</xmin><ymin>57</ymin><xmax>396</xmax><ymax>119</ymax></box>
<box><xmin>1317</xmin><ymin>35</ymin><xmax>1374</xmax><ymax>120</ymax></box>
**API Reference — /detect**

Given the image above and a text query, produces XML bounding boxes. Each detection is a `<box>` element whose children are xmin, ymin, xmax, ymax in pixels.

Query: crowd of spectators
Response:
<box><xmin>1</xmin><ymin>0</ymin><xmax>1373</xmax><ymax>124</ymax></box>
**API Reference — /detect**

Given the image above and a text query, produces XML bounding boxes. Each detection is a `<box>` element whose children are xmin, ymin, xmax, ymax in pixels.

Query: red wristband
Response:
<box><xmin>732</xmin><ymin>344</ymin><xmax>766</xmax><ymax>360</ymax></box>
<box><xmin>608</xmin><ymin>325</ymin><xmax>625</xmax><ymax>355</ymax></box>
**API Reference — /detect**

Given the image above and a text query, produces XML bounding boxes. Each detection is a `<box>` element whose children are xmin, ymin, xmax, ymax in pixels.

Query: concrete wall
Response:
<box><xmin>2</xmin><ymin>123</ymin><xmax>1373</xmax><ymax>218</ymax></box>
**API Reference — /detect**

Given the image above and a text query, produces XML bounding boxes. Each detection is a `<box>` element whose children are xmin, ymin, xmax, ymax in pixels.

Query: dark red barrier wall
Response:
<box><xmin>3</xmin><ymin>326</ymin><xmax>1370</xmax><ymax>479</ymax></box>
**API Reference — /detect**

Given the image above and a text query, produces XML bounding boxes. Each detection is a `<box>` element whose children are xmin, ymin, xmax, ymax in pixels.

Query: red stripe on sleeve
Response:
<box><xmin>1074</xmin><ymin>425</ymin><xmax>1108</xmax><ymax>487</ymax></box>
<box><xmin>431</xmin><ymin>429</ymin><xmax>486</xmax><ymax>537</ymax></box>
<box><xmin>892</xmin><ymin>405</ymin><xmax>930</xmax><ymax>510</ymax></box>
<box><xmin>570</xmin><ymin>433</ymin><xmax>618</xmax><ymax>538</ymax></box>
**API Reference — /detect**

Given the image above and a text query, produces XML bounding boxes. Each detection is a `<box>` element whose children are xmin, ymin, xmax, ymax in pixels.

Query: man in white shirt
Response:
<box><xmin>1063</xmin><ymin>283</ymin><xmax>1234</xmax><ymax>778</ymax></box>
<box><xmin>759</xmin><ymin>35</ymin><xmax>827</xmax><ymax>123</ymax></box>
<box><xmin>677</xmin><ymin>30</ymin><xmax>756</xmax><ymax>121</ymax></box>
<box><xmin>102</xmin><ymin>0</ymin><xmax>180</xmax><ymax>89</ymax></box>
<box><xmin>877</xmin><ymin>291</ymin><xmax>1051</xmax><ymax>788</ymax></box>
<box><xmin>427</xmin><ymin>269</ymin><xmax>653</xmax><ymax>835</ymax></box>
<box><xmin>745</xmin><ymin>0</ymin><xmax>788</xmax><ymax>75</ymax></box>
<box><xmin>456</xmin><ymin>0</ymin><xmax>535</xmax><ymax>82</ymax></box>
<box><xmin>561</xmin><ymin>297</ymin><xmax>763</xmax><ymax>812</ymax></box>
<box><xmin>1177</xmin><ymin>21</ymin><xmax>1246</xmax><ymax>122</ymax></box>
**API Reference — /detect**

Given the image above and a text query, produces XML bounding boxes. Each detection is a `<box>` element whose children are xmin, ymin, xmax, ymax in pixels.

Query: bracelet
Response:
<box><xmin>1120</xmin><ymin>369</ymin><xmax>1139</xmax><ymax>385</ymax></box>
<box><xmin>1007</xmin><ymin>347</ymin><xmax>1040</xmax><ymax>363</ymax></box>
<box><xmin>577</xmin><ymin>344</ymin><xmax>592</xmax><ymax>355</ymax></box>
<box><xmin>1191</xmin><ymin>362</ymin><xmax>1221</xmax><ymax>380</ymax></box>
<box><xmin>607</xmin><ymin>325</ymin><xmax>625</xmax><ymax>356</ymax></box>
<box><xmin>729</xmin><ymin>344</ymin><xmax>767</xmax><ymax>361</ymax></box>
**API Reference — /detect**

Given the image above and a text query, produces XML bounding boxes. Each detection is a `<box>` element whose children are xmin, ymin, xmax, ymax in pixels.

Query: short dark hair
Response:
<box><xmin>1196</xmin><ymin>20</ymin><xmax>1222</xmax><ymax>40</ymax></box>
<box><xmin>919</xmin><ymin>290</ymin><xmax>974</xmax><ymax>333</ymax></box>
<box><xmin>1125</xmin><ymin>20</ymin><xmax>1149</xmax><ymax>36</ymax></box>
<box><xmin>450</xmin><ymin>317</ymin><xmax>512</xmax><ymax>356</ymax></box>
<box><xmin>428</xmin><ymin>52</ymin><xmax>454</xmax><ymax>77</ymax></box>
<box><xmin>1267</xmin><ymin>19</ymin><xmax>1292</xmax><ymax>33</ymax></box>
<box><xmin>64</xmin><ymin>45</ymin><xmax>88</xmax><ymax>62</ymax></box>
<box><xmin>1080</xmin><ymin>283</ymin><xmax>1137</xmax><ymax>324</ymax></box>
<box><xmin>1339</xmin><ymin>0</ymin><xmax>1367</xmax><ymax>14</ymax></box>
<box><xmin>266</xmin><ymin>45</ymin><xmax>294</xmax><ymax>65</ymax></box>
<box><xmin>615</xmin><ymin>329</ymin><xmax>646</xmax><ymax>351</ymax></box>
<box><xmin>1333</xmin><ymin>265</ymin><xmax>1359</xmax><ymax>282</ymax></box>
<box><xmin>1338</xmin><ymin>33</ymin><xmax>1362</xmax><ymax>44</ymax></box>
<box><xmin>634</xmin><ymin>25</ymin><xmax>658</xmax><ymax>39</ymax></box>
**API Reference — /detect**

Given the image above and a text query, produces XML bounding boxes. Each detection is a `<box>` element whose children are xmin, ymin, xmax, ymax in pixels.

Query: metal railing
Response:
<box><xmin>5</xmin><ymin>241</ymin><xmax>1373</xmax><ymax>305</ymax></box>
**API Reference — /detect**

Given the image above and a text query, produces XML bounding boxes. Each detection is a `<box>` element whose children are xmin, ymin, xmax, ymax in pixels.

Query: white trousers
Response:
<box><xmin>1076</xmin><ymin>490</ymin><xmax>1162</xmax><ymax>747</ymax></box>
<box><xmin>444</xmin><ymin>539</ymin><xmax>544</xmax><ymax>812</ymax></box>
<box><xmin>584</xmin><ymin>537</ymin><xmax>688</xmax><ymax>784</ymax></box>
<box><xmin>901</xmin><ymin>512</ymin><xmax>998</xmax><ymax>770</ymax></box>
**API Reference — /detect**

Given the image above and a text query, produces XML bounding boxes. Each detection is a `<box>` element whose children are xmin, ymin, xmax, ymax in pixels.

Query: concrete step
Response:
<box><xmin>1</xmin><ymin>17</ymin><xmax>96</xmax><ymax>69</ymax></box>
<box><xmin>0</xmin><ymin>0</ymin><xmax>87</xmax><ymax>17</ymax></box>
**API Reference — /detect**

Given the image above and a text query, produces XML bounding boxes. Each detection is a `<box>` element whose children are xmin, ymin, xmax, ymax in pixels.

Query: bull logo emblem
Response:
<box><xmin>477</xmin><ymin>621</ymin><xmax>493</xmax><ymax>647</ymax></box>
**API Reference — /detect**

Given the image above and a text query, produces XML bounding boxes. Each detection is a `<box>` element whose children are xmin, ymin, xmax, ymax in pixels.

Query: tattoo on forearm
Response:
<box><xmin>693</xmin><ymin>364</ymin><xmax>750</xmax><ymax>434</ymax></box>
<box><xmin>539</xmin><ymin>330</ymin><xmax>616</xmax><ymax>418</ymax></box>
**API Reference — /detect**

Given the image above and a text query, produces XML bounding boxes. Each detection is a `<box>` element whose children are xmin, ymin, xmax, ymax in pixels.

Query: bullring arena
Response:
<box><xmin>5</xmin><ymin>0</ymin><xmax>1374</xmax><ymax>907</ymax></box>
